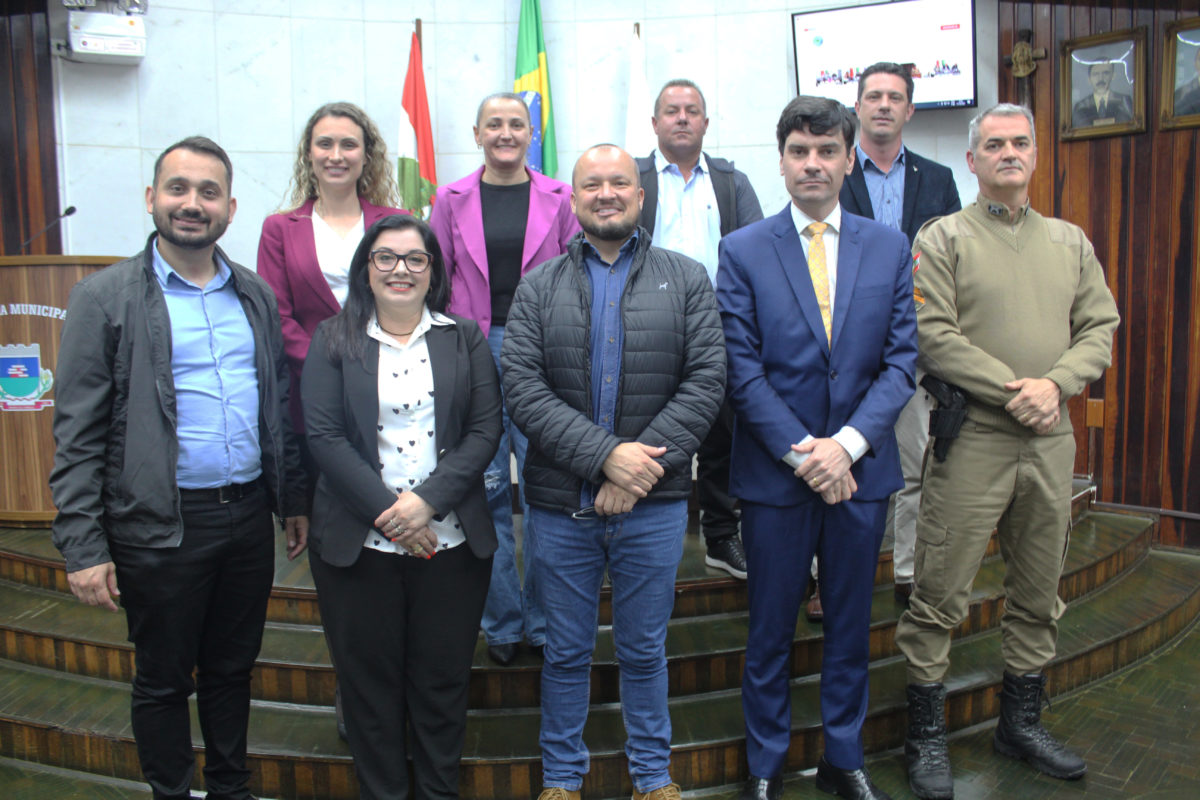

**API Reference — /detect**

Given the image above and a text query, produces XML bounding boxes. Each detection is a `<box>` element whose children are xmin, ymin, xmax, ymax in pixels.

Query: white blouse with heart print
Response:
<box><xmin>363</xmin><ymin>309</ymin><xmax>466</xmax><ymax>556</ymax></box>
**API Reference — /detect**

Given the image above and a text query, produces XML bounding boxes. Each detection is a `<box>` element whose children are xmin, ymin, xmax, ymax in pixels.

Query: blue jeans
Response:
<box><xmin>481</xmin><ymin>325</ymin><xmax>545</xmax><ymax>646</ymax></box>
<box><xmin>531</xmin><ymin>499</ymin><xmax>687</xmax><ymax>792</ymax></box>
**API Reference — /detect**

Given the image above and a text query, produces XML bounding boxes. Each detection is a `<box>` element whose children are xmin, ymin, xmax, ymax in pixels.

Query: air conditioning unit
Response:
<box><xmin>65</xmin><ymin>11</ymin><xmax>146</xmax><ymax>64</ymax></box>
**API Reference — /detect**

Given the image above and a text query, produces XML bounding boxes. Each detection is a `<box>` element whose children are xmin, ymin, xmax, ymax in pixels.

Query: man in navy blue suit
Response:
<box><xmin>717</xmin><ymin>96</ymin><xmax>917</xmax><ymax>800</ymax></box>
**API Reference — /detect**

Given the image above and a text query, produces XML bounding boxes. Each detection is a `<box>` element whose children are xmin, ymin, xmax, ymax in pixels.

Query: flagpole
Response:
<box><xmin>415</xmin><ymin>18</ymin><xmax>422</xmax><ymax>50</ymax></box>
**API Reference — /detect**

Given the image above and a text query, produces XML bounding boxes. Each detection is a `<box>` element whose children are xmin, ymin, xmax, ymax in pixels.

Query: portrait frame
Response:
<box><xmin>1059</xmin><ymin>28</ymin><xmax>1147</xmax><ymax>141</ymax></box>
<box><xmin>1162</xmin><ymin>17</ymin><xmax>1200</xmax><ymax>131</ymax></box>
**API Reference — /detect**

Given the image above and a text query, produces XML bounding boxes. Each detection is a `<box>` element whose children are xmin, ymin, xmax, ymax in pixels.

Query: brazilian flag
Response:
<box><xmin>514</xmin><ymin>0</ymin><xmax>557</xmax><ymax>178</ymax></box>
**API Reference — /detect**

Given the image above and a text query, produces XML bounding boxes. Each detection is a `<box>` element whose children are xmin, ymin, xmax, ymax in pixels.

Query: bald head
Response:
<box><xmin>571</xmin><ymin>144</ymin><xmax>641</xmax><ymax>190</ymax></box>
<box><xmin>571</xmin><ymin>144</ymin><xmax>644</xmax><ymax>252</ymax></box>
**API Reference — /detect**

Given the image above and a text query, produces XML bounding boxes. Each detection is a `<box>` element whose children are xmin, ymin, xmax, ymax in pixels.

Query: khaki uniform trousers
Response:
<box><xmin>894</xmin><ymin>419</ymin><xmax>1075</xmax><ymax>684</ymax></box>
<box><xmin>885</xmin><ymin>376</ymin><xmax>934</xmax><ymax>583</ymax></box>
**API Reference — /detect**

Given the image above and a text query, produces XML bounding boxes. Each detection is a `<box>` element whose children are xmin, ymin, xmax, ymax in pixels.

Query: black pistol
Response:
<box><xmin>920</xmin><ymin>375</ymin><xmax>968</xmax><ymax>462</ymax></box>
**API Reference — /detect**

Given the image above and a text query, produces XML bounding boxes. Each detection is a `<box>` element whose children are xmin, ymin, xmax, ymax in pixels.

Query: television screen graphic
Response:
<box><xmin>792</xmin><ymin>0</ymin><xmax>977</xmax><ymax>111</ymax></box>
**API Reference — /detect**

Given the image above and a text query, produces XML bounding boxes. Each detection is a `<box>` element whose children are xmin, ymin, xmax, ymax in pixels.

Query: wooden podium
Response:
<box><xmin>0</xmin><ymin>255</ymin><xmax>118</xmax><ymax>526</ymax></box>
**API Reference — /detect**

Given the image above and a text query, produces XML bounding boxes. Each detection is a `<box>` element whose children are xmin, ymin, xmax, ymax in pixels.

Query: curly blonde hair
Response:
<box><xmin>281</xmin><ymin>102</ymin><xmax>400</xmax><ymax>212</ymax></box>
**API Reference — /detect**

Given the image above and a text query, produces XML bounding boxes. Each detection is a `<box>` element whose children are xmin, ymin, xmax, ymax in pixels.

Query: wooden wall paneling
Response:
<box><xmin>6</xmin><ymin>8</ymin><xmax>38</xmax><ymax>254</ymax></box>
<box><xmin>1138</xmin><ymin>5</ymin><xmax>1173</xmax><ymax>513</ymax></box>
<box><xmin>11</xmin><ymin>10</ymin><xmax>40</xmax><ymax>252</ymax></box>
<box><xmin>999</xmin><ymin>2</ymin><xmax>1200</xmax><ymax>547</ymax></box>
<box><xmin>1033</xmin><ymin>1</ymin><xmax>1056</xmax><ymax>213</ymax></box>
<box><xmin>1</xmin><ymin>1</ymin><xmax>61</xmax><ymax>257</ymax></box>
<box><xmin>0</xmin><ymin>13</ymin><xmax>20</xmax><ymax>256</ymax></box>
<box><xmin>1164</xmin><ymin>138</ymin><xmax>1197</xmax><ymax>520</ymax></box>
<box><xmin>31</xmin><ymin>6</ymin><xmax>57</xmax><ymax>250</ymax></box>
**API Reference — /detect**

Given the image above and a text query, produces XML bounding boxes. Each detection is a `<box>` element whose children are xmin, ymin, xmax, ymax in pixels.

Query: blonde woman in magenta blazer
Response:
<box><xmin>257</xmin><ymin>102</ymin><xmax>407</xmax><ymax>445</ymax></box>
<box><xmin>429</xmin><ymin>92</ymin><xmax>580</xmax><ymax>666</ymax></box>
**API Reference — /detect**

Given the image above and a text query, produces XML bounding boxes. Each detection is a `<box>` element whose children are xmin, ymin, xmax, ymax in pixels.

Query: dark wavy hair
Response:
<box><xmin>324</xmin><ymin>214</ymin><xmax>450</xmax><ymax>361</ymax></box>
<box><xmin>776</xmin><ymin>95</ymin><xmax>857</xmax><ymax>154</ymax></box>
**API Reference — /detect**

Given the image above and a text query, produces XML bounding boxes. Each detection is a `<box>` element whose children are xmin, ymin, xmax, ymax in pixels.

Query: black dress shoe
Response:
<box><xmin>738</xmin><ymin>775</ymin><xmax>783</xmax><ymax>800</ymax></box>
<box><xmin>488</xmin><ymin>642</ymin><xmax>519</xmax><ymax>665</ymax></box>
<box><xmin>815</xmin><ymin>756</ymin><xmax>892</xmax><ymax>799</ymax></box>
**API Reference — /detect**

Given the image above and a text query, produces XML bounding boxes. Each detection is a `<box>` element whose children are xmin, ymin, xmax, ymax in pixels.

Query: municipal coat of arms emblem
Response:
<box><xmin>0</xmin><ymin>343</ymin><xmax>55</xmax><ymax>411</ymax></box>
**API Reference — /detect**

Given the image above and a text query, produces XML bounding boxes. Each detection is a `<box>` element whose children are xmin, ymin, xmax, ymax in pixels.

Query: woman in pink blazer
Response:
<box><xmin>429</xmin><ymin>93</ymin><xmax>580</xmax><ymax>666</ymax></box>
<box><xmin>257</xmin><ymin>102</ymin><xmax>407</xmax><ymax>459</ymax></box>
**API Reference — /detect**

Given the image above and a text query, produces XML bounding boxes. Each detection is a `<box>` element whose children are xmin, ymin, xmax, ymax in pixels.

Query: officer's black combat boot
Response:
<box><xmin>904</xmin><ymin>683</ymin><xmax>954</xmax><ymax>799</ymax></box>
<box><xmin>993</xmin><ymin>672</ymin><xmax>1086</xmax><ymax>779</ymax></box>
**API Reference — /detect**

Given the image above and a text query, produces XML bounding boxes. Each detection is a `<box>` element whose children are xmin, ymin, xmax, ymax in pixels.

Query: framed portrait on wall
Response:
<box><xmin>1059</xmin><ymin>28</ymin><xmax>1147</xmax><ymax>140</ymax></box>
<box><xmin>1162</xmin><ymin>17</ymin><xmax>1200</xmax><ymax>130</ymax></box>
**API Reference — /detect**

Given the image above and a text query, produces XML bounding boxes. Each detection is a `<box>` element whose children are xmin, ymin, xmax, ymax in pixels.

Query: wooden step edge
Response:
<box><xmin>2</xmin><ymin>551</ymin><xmax>1195</xmax><ymax>800</ymax></box>
<box><xmin>0</xmin><ymin>512</ymin><xmax>1156</xmax><ymax>708</ymax></box>
<box><xmin>0</xmin><ymin>526</ymin><xmax>967</xmax><ymax>624</ymax></box>
<box><xmin>0</xmin><ymin>753</ymin><xmax>154</xmax><ymax>799</ymax></box>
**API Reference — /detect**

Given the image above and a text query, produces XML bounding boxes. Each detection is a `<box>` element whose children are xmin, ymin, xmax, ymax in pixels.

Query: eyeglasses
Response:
<box><xmin>369</xmin><ymin>248</ymin><xmax>432</xmax><ymax>273</ymax></box>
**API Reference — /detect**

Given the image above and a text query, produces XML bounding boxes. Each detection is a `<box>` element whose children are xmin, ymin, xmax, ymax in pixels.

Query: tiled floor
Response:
<box><xmin>748</xmin><ymin>618</ymin><xmax>1200</xmax><ymax>800</ymax></box>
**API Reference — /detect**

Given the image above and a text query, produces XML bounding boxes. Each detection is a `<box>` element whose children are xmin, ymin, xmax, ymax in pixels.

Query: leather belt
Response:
<box><xmin>179</xmin><ymin>480</ymin><xmax>260</xmax><ymax>505</ymax></box>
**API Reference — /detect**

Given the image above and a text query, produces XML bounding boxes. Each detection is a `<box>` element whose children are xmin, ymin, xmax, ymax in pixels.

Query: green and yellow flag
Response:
<box><xmin>514</xmin><ymin>0</ymin><xmax>557</xmax><ymax>177</ymax></box>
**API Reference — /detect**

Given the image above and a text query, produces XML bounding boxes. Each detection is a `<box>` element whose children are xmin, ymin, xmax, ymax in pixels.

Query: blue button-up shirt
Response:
<box><xmin>152</xmin><ymin>241</ymin><xmax>261</xmax><ymax>489</ymax></box>
<box><xmin>581</xmin><ymin>232</ymin><xmax>638</xmax><ymax>507</ymax></box>
<box><xmin>856</xmin><ymin>143</ymin><xmax>906</xmax><ymax>233</ymax></box>
<box><xmin>650</xmin><ymin>150</ymin><xmax>721</xmax><ymax>284</ymax></box>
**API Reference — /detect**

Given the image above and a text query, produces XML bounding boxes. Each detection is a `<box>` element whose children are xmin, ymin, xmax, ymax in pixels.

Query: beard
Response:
<box><xmin>579</xmin><ymin>208</ymin><xmax>638</xmax><ymax>242</ymax></box>
<box><xmin>153</xmin><ymin>207</ymin><xmax>229</xmax><ymax>250</ymax></box>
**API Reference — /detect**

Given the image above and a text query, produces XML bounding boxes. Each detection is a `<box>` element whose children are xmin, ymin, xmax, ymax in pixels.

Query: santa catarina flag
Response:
<box><xmin>399</xmin><ymin>31</ymin><xmax>436</xmax><ymax>217</ymax></box>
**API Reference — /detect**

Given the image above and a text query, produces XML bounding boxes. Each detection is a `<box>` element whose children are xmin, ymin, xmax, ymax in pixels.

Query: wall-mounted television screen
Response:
<box><xmin>792</xmin><ymin>0</ymin><xmax>977</xmax><ymax>110</ymax></box>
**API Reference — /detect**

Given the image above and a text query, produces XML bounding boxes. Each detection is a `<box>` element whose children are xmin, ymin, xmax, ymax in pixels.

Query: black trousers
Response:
<box><xmin>310</xmin><ymin>544</ymin><xmax>491</xmax><ymax>800</ymax></box>
<box><xmin>695</xmin><ymin>400</ymin><xmax>740</xmax><ymax>542</ymax></box>
<box><xmin>112</xmin><ymin>483</ymin><xmax>275</xmax><ymax>800</ymax></box>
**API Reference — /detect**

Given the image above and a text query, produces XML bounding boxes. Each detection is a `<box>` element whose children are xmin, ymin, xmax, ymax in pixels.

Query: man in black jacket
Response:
<box><xmin>502</xmin><ymin>144</ymin><xmax>725</xmax><ymax>800</ymax></box>
<box><xmin>50</xmin><ymin>136</ymin><xmax>308</xmax><ymax>800</ymax></box>
<box><xmin>635</xmin><ymin>79</ymin><xmax>762</xmax><ymax>580</ymax></box>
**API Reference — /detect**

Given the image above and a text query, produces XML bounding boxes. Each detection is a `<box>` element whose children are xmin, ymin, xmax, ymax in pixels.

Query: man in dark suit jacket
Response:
<box><xmin>837</xmin><ymin>61</ymin><xmax>961</xmax><ymax>613</ymax></box>
<box><xmin>1070</xmin><ymin>62</ymin><xmax>1134</xmax><ymax>127</ymax></box>
<box><xmin>840</xmin><ymin>63</ymin><xmax>961</xmax><ymax>245</ymax></box>
<box><xmin>718</xmin><ymin>97</ymin><xmax>916</xmax><ymax>800</ymax></box>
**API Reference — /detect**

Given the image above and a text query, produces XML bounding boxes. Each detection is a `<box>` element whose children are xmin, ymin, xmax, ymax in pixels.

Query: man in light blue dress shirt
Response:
<box><xmin>635</xmin><ymin>79</ymin><xmax>763</xmax><ymax>581</ymax></box>
<box><xmin>51</xmin><ymin>136</ymin><xmax>308</xmax><ymax>800</ymax></box>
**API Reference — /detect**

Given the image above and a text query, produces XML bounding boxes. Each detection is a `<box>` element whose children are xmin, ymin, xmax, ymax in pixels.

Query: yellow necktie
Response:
<box><xmin>805</xmin><ymin>222</ymin><xmax>832</xmax><ymax>344</ymax></box>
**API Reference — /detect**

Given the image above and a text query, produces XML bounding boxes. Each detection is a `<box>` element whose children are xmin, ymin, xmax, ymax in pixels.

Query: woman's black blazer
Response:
<box><xmin>301</xmin><ymin>315</ymin><xmax>502</xmax><ymax>567</ymax></box>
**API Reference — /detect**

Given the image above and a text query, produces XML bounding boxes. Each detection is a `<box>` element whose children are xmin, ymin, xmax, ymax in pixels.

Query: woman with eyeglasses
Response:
<box><xmin>429</xmin><ymin>92</ymin><xmax>580</xmax><ymax>666</ymax></box>
<box><xmin>301</xmin><ymin>214</ymin><xmax>501</xmax><ymax>799</ymax></box>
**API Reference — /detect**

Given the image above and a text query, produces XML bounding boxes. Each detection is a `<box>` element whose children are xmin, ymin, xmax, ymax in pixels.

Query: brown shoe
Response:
<box><xmin>894</xmin><ymin>581</ymin><xmax>914</xmax><ymax>606</ymax></box>
<box><xmin>633</xmin><ymin>783</ymin><xmax>682</xmax><ymax>800</ymax></box>
<box><xmin>805</xmin><ymin>585</ymin><xmax>824</xmax><ymax>622</ymax></box>
<box><xmin>537</xmin><ymin>789</ymin><xmax>581</xmax><ymax>800</ymax></box>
